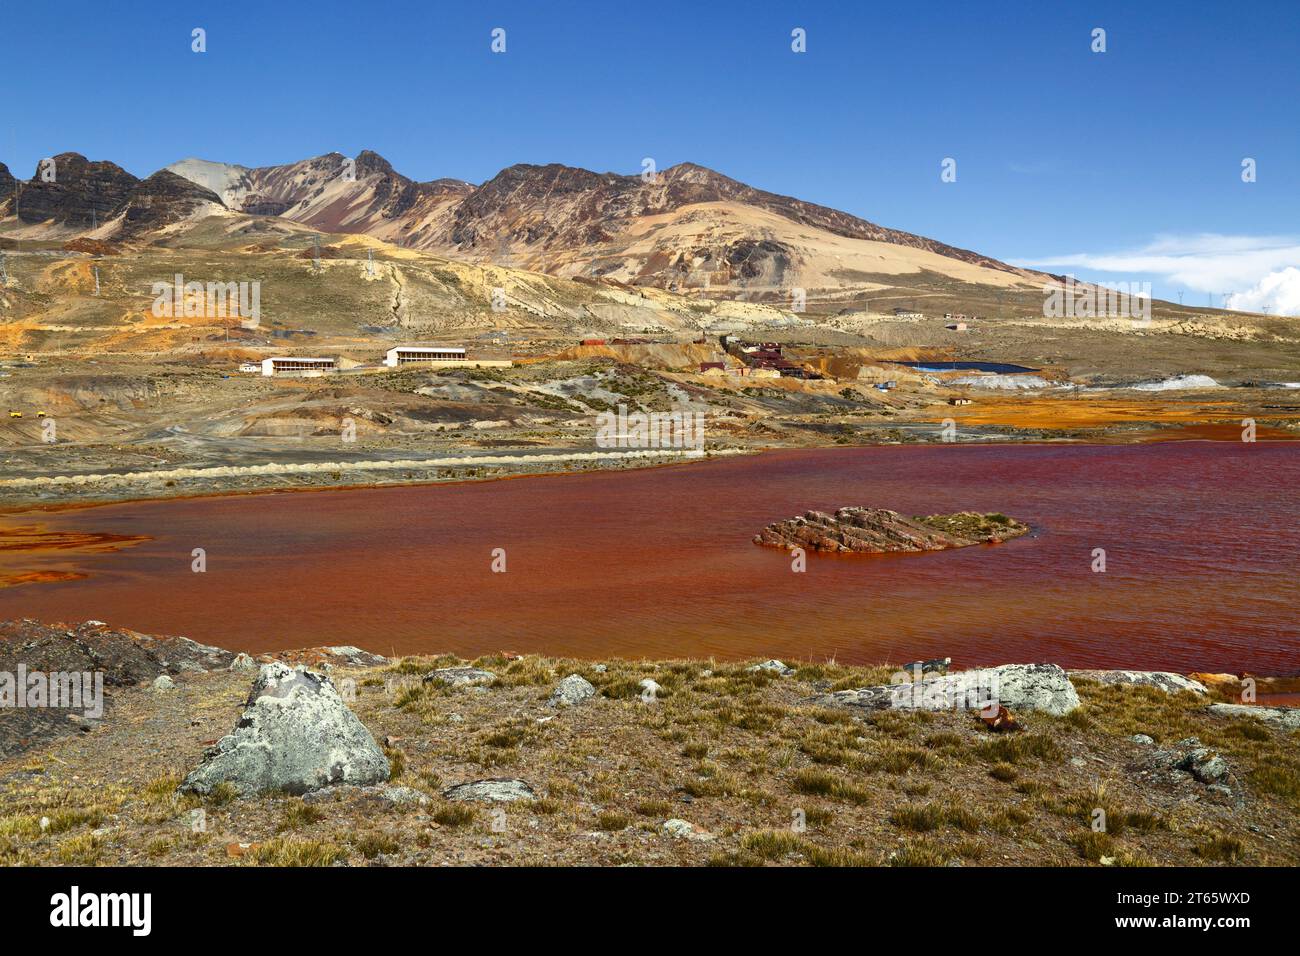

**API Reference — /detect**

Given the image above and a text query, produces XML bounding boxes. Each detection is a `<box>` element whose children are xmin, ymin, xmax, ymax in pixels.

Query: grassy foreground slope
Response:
<box><xmin>2</xmin><ymin>650</ymin><xmax>1295</xmax><ymax>867</ymax></box>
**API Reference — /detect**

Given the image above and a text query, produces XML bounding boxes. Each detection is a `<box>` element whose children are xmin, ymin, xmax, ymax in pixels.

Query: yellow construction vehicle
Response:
<box><xmin>8</xmin><ymin>411</ymin><xmax>21</xmax><ymax>418</ymax></box>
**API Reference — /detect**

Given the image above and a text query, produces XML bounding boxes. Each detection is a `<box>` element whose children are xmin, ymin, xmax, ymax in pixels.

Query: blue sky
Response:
<box><xmin>7</xmin><ymin>0</ymin><xmax>1299</xmax><ymax>310</ymax></box>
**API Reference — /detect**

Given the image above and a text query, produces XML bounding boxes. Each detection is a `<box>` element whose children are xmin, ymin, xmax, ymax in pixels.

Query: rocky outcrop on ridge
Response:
<box><xmin>754</xmin><ymin>507</ymin><xmax>1029</xmax><ymax>554</ymax></box>
<box><xmin>0</xmin><ymin>162</ymin><xmax>14</xmax><ymax>209</ymax></box>
<box><xmin>14</xmin><ymin>153</ymin><xmax>139</xmax><ymax>228</ymax></box>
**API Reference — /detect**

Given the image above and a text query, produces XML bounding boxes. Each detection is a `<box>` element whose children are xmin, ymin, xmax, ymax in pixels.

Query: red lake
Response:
<box><xmin>1</xmin><ymin>443</ymin><xmax>1297</xmax><ymax>673</ymax></box>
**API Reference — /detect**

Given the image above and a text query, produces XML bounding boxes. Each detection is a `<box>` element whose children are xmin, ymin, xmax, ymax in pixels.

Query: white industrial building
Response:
<box><xmin>384</xmin><ymin>346</ymin><xmax>466</xmax><ymax>367</ymax></box>
<box><xmin>261</xmin><ymin>356</ymin><xmax>336</xmax><ymax>376</ymax></box>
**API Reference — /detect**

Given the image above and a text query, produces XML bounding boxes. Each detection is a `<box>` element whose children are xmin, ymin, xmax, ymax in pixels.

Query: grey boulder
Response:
<box><xmin>549</xmin><ymin>674</ymin><xmax>596</xmax><ymax>707</ymax></box>
<box><xmin>805</xmin><ymin>662</ymin><xmax>1080</xmax><ymax>715</ymax></box>
<box><xmin>322</xmin><ymin>645</ymin><xmax>388</xmax><ymax>666</ymax></box>
<box><xmin>1070</xmin><ymin>670</ymin><xmax>1207</xmax><ymax>695</ymax></box>
<box><xmin>303</xmin><ymin>783</ymin><xmax>429</xmax><ymax>807</ymax></box>
<box><xmin>442</xmin><ymin>778</ymin><xmax>536</xmax><ymax>802</ymax></box>
<box><xmin>748</xmin><ymin>660</ymin><xmax>795</xmax><ymax>676</ymax></box>
<box><xmin>180</xmin><ymin>662</ymin><xmax>389</xmax><ymax>797</ymax></box>
<box><xmin>1178</xmin><ymin>749</ymin><xmax>1230</xmax><ymax>784</ymax></box>
<box><xmin>1207</xmin><ymin>703</ymin><xmax>1300</xmax><ymax>730</ymax></box>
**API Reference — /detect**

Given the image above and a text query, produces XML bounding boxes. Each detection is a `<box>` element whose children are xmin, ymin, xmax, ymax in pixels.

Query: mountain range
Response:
<box><xmin>0</xmin><ymin>150</ymin><xmax>1046</xmax><ymax>298</ymax></box>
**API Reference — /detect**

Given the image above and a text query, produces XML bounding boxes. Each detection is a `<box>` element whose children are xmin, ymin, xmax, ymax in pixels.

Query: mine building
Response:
<box><xmin>261</xmin><ymin>356</ymin><xmax>336</xmax><ymax>376</ymax></box>
<box><xmin>384</xmin><ymin>346</ymin><xmax>467</xmax><ymax>366</ymax></box>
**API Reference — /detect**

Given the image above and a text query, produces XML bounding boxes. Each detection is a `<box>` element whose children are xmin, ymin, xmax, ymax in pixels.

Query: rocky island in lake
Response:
<box><xmin>754</xmin><ymin>507</ymin><xmax>1029</xmax><ymax>553</ymax></box>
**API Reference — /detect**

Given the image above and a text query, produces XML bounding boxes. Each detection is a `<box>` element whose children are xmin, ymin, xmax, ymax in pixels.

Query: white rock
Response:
<box><xmin>424</xmin><ymin>666</ymin><xmax>496</xmax><ymax>688</ymax></box>
<box><xmin>323</xmin><ymin>645</ymin><xmax>388</xmax><ymax>666</ymax></box>
<box><xmin>152</xmin><ymin>674</ymin><xmax>176</xmax><ymax>691</ymax></box>
<box><xmin>662</xmin><ymin>818</ymin><xmax>714</xmax><ymax>841</ymax></box>
<box><xmin>229</xmin><ymin>653</ymin><xmax>257</xmax><ymax>672</ymax></box>
<box><xmin>748</xmin><ymin>659</ymin><xmax>795</xmax><ymax>676</ymax></box>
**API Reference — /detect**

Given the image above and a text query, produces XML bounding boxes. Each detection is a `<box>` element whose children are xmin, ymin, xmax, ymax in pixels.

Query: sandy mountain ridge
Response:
<box><xmin>0</xmin><ymin>149</ymin><xmax>1049</xmax><ymax>299</ymax></box>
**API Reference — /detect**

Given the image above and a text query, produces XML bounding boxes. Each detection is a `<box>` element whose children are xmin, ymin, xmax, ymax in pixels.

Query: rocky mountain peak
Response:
<box><xmin>355</xmin><ymin>149</ymin><xmax>397</xmax><ymax>178</ymax></box>
<box><xmin>16</xmin><ymin>152</ymin><xmax>139</xmax><ymax>226</ymax></box>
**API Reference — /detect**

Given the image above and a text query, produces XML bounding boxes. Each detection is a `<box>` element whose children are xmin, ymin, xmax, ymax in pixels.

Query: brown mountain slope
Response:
<box><xmin>3</xmin><ymin>150</ymin><xmax>1047</xmax><ymax>299</ymax></box>
<box><xmin>158</xmin><ymin>152</ymin><xmax>1046</xmax><ymax>296</ymax></box>
<box><xmin>115</xmin><ymin>171</ymin><xmax>225</xmax><ymax>239</ymax></box>
<box><xmin>164</xmin><ymin>153</ymin><xmax>472</xmax><ymax>241</ymax></box>
<box><xmin>435</xmin><ymin>161</ymin><xmax>1021</xmax><ymax>274</ymax></box>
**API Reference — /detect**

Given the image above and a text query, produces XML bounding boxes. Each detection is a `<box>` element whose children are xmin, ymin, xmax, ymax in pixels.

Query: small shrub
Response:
<box><xmin>596</xmin><ymin>811</ymin><xmax>631</xmax><ymax>831</ymax></box>
<box><xmin>1071</xmin><ymin>831</ymin><xmax>1115</xmax><ymax>863</ymax></box>
<box><xmin>431</xmin><ymin>804</ymin><xmax>477</xmax><ymax>828</ymax></box>
<box><xmin>1195</xmin><ymin>834</ymin><xmax>1244</xmax><ymax>862</ymax></box>
<box><xmin>353</xmin><ymin>831</ymin><xmax>400</xmax><ymax>859</ymax></box>
<box><xmin>739</xmin><ymin>830</ymin><xmax>803</xmax><ymax>861</ymax></box>
<box><xmin>278</xmin><ymin>801</ymin><xmax>325</xmax><ymax>832</ymax></box>
<box><xmin>246</xmin><ymin>837</ymin><xmax>346</xmax><ymax>867</ymax></box>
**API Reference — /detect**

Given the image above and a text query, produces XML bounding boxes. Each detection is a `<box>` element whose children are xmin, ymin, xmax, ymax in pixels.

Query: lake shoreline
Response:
<box><xmin>3</xmin><ymin>434</ymin><xmax>1295</xmax><ymax>518</ymax></box>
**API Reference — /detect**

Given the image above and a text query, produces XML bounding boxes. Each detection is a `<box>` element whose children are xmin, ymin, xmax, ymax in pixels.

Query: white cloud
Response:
<box><xmin>1014</xmin><ymin>233</ymin><xmax>1300</xmax><ymax>314</ymax></box>
<box><xmin>1226</xmin><ymin>267</ymin><xmax>1300</xmax><ymax>315</ymax></box>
